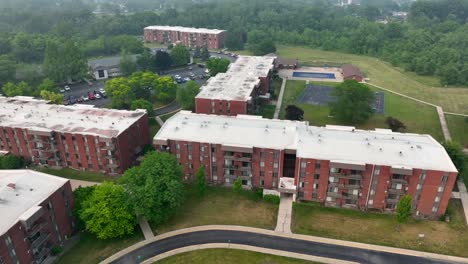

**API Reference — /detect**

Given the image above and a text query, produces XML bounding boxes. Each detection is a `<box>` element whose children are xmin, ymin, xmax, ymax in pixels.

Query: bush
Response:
<box><xmin>0</xmin><ymin>155</ymin><xmax>25</xmax><ymax>169</ymax></box>
<box><xmin>51</xmin><ymin>246</ymin><xmax>63</xmax><ymax>256</ymax></box>
<box><xmin>233</xmin><ymin>177</ymin><xmax>242</xmax><ymax>193</ymax></box>
<box><xmin>253</xmin><ymin>187</ymin><xmax>263</xmax><ymax>199</ymax></box>
<box><xmin>263</xmin><ymin>194</ymin><xmax>280</xmax><ymax>205</ymax></box>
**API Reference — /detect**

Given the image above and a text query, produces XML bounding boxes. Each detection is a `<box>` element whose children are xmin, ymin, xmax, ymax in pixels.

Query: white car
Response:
<box><xmin>64</xmin><ymin>85</ymin><xmax>71</xmax><ymax>91</ymax></box>
<box><xmin>82</xmin><ymin>95</ymin><xmax>89</xmax><ymax>101</ymax></box>
<box><xmin>99</xmin><ymin>88</ymin><xmax>105</xmax><ymax>94</ymax></box>
<box><xmin>95</xmin><ymin>93</ymin><xmax>101</xmax><ymax>99</ymax></box>
<box><xmin>59</xmin><ymin>88</ymin><xmax>65</xmax><ymax>93</ymax></box>
<box><xmin>174</xmin><ymin>74</ymin><xmax>181</xmax><ymax>79</ymax></box>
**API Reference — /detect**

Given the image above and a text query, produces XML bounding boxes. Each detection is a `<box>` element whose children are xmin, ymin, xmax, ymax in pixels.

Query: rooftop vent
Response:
<box><xmin>7</xmin><ymin>183</ymin><xmax>16</xmax><ymax>189</ymax></box>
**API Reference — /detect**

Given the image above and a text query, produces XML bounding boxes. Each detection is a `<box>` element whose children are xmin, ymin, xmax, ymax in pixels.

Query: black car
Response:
<box><xmin>68</xmin><ymin>95</ymin><xmax>77</xmax><ymax>104</ymax></box>
<box><xmin>197</xmin><ymin>63</ymin><xmax>205</xmax><ymax>68</ymax></box>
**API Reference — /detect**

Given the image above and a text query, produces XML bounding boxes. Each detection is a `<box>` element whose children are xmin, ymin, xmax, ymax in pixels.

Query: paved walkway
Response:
<box><xmin>69</xmin><ymin>179</ymin><xmax>100</xmax><ymax>190</ymax></box>
<box><xmin>457</xmin><ymin>180</ymin><xmax>468</xmax><ymax>225</ymax></box>
<box><xmin>436</xmin><ymin>106</ymin><xmax>451</xmax><ymax>141</ymax></box>
<box><xmin>275</xmin><ymin>194</ymin><xmax>293</xmax><ymax>234</ymax></box>
<box><xmin>101</xmin><ymin>225</ymin><xmax>468</xmax><ymax>264</ymax></box>
<box><xmin>138</xmin><ymin>217</ymin><xmax>155</xmax><ymax>240</ymax></box>
<box><xmin>273</xmin><ymin>78</ymin><xmax>287</xmax><ymax>119</ymax></box>
<box><xmin>155</xmin><ymin>116</ymin><xmax>164</xmax><ymax>126</ymax></box>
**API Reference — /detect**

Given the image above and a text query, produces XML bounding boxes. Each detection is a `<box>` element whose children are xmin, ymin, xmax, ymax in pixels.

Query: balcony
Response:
<box><xmin>345</xmin><ymin>184</ymin><xmax>361</xmax><ymax>189</ymax></box>
<box><xmin>391</xmin><ymin>178</ymin><xmax>408</xmax><ymax>184</ymax></box>
<box><xmin>330</xmin><ymin>172</ymin><xmax>362</xmax><ymax>180</ymax></box>
<box><xmin>223</xmin><ymin>165</ymin><xmax>252</xmax><ymax>171</ymax></box>
<box><xmin>278</xmin><ymin>177</ymin><xmax>296</xmax><ymax>194</ymax></box>
<box><xmin>30</xmin><ymin>233</ymin><xmax>50</xmax><ymax>250</ymax></box>
<box><xmin>342</xmin><ymin>193</ymin><xmax>359</xmax><ymax>199</ymax></box>
<box><xmin>27</xmin><ymin>221</ymin><xmax>48</xmax><ymax>237</ymax></box>
<box><xmin>33</xmin><ymin>246</ymin><xmax>51</xmax><ymax>262</ymax></box>
<box><xmin>387</xmin><ymin>188</ymin><xmax>402</xmax><ymax>194</ymax></box>
<box><xmin>101</xmin><ymin>144</ymin><xmax>115</xmax><ymax>151</ymax></box>
<box><xmin>327</xmin><ymin>192</ymin><xmax>342</xmax><ymax>198</ymax></box>
<box><xmin>107</xmin><ymin>163</ymin><xmax>119</xmax><ymax>169</ymax></box>
<box><xmin>386</xmin><ymin>198</ymin><xmax>399</xmax><ymax>204</ymax></box>
<box><xmin>224</xmin><ymin>156</ymin><xmax>252</xmax><ymax>162</ymax></box>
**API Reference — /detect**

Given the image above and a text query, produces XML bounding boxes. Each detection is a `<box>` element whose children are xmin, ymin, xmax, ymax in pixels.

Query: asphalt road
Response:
<box><xmin>110</xmin><ymin>230</ymin><xmax>459</xmax><ymax>264</ymax></box>
<box><xmin>154</xmin><ymin>101</ymin><xmax>181</xmax><ymax>116</ymax></box>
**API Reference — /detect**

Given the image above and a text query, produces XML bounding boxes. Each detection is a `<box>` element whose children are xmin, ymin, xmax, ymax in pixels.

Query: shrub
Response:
<box><xmin>51</xmin><ymin>246</ymin><xmax>63</xmax><ymax>256</ymax></box>
<box><xmin>263</xmin><ymin>194</ymin><xmax>280</xmax><ymax>205</ymax></box>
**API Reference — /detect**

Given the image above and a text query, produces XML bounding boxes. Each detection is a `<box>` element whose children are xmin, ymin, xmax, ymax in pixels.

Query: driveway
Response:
<box><xmin>109</xmin><ymin>230</ymin><xmax>460</xmax><ymax>264</ymax></box>
<box><xmin>61</xmin><ymin>80</ymin><xmax>110</xmax><ymax>108</ymax></box>
<box><xmin>154</xmin><ymin>101</ymin><xmax>181</xmax><ymax>116</ymax></box>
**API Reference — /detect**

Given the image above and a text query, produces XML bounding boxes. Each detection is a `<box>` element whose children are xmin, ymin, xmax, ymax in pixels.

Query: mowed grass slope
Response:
<box><xmin>156</xmin><ymin>249</ymin><xmax>320</xmax><ymax>264</ymax></box>
<box><xmin>293</xmin><ymin>200</ymin><xmax>468</xmax><ymax>257</ymax></box>
<box><xmin>280</xmin><ymin>80</ymin><xmax>443</xmax><ymax>141</ymax></box>
<box><xmin>445</xmin><ymin>114</ymin><xmax>468</xmax><ymax>147</ymax></box>
<box><xmin>276</xmin><ymin>45</ymin><xmax>468</xmax><ymax>114</ymax></box>
<box><xmin>152</xmin><ymin>186</ymin><xmax>278</xmax><ymax>234</ymax></box>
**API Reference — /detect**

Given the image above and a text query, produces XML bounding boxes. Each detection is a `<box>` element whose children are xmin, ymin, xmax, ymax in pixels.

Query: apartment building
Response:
<box><xmin>0</xmin><ymin>96</ymin><xmax>150</xmax><ymax>175</ymax></box>
<box><xmin>0</xmin><ymin>170</ymin><xmax>74</xmax><ymax>264</ymax></box>
<box><xmin>154</xmin><ymin>111</ymin><xmax>458</xmax><ymax>219</ymax></box>
<box><xmin>144</xmin><ymin>26</ymin><xmax>226</xmax><ymax>49</ymax></box>
<box><xmin>195</xmin><ymin>56</ymin><xmax>276</xmax><ymax>116</ymax></box>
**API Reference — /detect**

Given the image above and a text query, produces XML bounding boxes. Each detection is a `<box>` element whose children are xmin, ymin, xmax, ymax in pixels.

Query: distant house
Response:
<box><xmin>88</xmin><ymin>55</ymin><xmax>138</xmax><ymax>80</ymax></box>
<box><xmin>265</xmin><ymin>54</ymin><xmax>299</xmax><ymax>69</ymax></box>
<box><xmin>341</xmin><ymin>64</ymin><xmax>364</xmax><ymax>82</ymax></box>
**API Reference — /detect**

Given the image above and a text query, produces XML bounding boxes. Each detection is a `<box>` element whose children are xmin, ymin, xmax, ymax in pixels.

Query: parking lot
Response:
<box><xmin>62</xmin><ymin>80</ymin><xmax>109</xmax><ymax>107</ymax></box>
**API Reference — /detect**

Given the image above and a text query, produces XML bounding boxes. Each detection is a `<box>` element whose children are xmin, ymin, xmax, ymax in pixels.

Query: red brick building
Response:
<box><xmin>0</xmin><ymin>170</ymin><xmax>74</xmax><ymax>264</ymax></box>
<box><xmin>0</xmin><ymin>96</ymin><xmax>150</xmax><ymax>175</ymax></box>
<box><xmin>342</xmin><ymin>64</ymin><xmax>364</xmax><ymax>82</ymax></box>
<box><xmin>154</xmin><ymin>112</ymin><xmax>458</xmax><ymax>219</ymax></box>
<box><xmin>144</xmin><ymin>26</ymin><xmax>226</xmax><ymax>50</ymax></box>
<box><xmin>195</xmin><ymin>56</ymin><xmax>276</xmax><ymax>116</ymax></box>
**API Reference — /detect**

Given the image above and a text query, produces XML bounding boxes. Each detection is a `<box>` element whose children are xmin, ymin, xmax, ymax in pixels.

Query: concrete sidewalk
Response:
<box><xmin>138</xmin><ymin>217</ymin><xmax>155</xmax><ymax>240</ymax></box>
<box><xmin>436</xmin><ymin>106</ymin><xmax>451</xmax><ymax>141</ymax></box>
<box><xmin>457</xmin><ymin>180</ymin><xmax>468</xmax><ymax>225</ymax></box>
<box><xmin>275</xmin><ymin>194</ymin><xmax>292</xmax><ymax>234</ymax></box>
<box><xmin>155</xmin><ymin>116</ymin><xmax>164</xmax><ymax>126</ymax></box>
<box><xmin>273</xmin><ymin>78</ymin><xmax>287</xmax><ymax>119</ymax></box>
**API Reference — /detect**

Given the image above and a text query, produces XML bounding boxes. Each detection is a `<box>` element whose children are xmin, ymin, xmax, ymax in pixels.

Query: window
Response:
<box><xmin>301</xmin><ymin>161</ymin><xmax>306</xmax><ymax>168</ymax></box>
<box><xmin>260</xmin><ymin>180</ymin><xmax>264</xmax><ymax>186</ymax></box>
<box><xmin>300</xmin><ymin>171</ymin><xmax>305</xmax><ymax>178</ymax></box>
<box><xmin>328</xmin><ymin>176</ymin><xmax>334</xmax><ymax>182</ymax></box>
<box><xmin>273</xmin><ymin>162</ymin><xmax>278</xmax><ymax>169</ymax></box>
<box><xmin>442</xmin><ymin>175</ymin><xmax>448</xmax><ymax>183</ymax></box>
<box><xmin>260</xmin><ymin>161</ymin><xmax>265</xmax><ymax>167</ymax></box>
<box><xmin>435</xmin><ymin>196</ymin><xmax>440</xmax><ymax>202</ymax></box>
<box><xmin>315</xmin><ymin>161</ymin><xmax>321</xmax><ymax>169</ymax></box>
<box><xmin>188</xmin><ymin>163</ymin><xmax>193</xmax><ymax>169</ymax></box>
<box><xmin>391</xmin><ymin>183</ymin><xmax>402</xmax><ymax>190</ymax></box>
<box><xmin>213</xmin><ymin>175</ymin><xmax>218</xmax><ymax>180</ymax></box>
<box><xmin>199</xmin><ymin>155</ymin><xmax>203</xmax><ymax>161</ymax></box>
<box><xmin>312</xmin><ymin>193</ymin><xmax>318</xmax><ymax>199</ymax></box>
<box><xmin>374</xmin><ymin>168</ymin><xmax>380</xmax><ymax>175</ymax></box>
<box><xmin>176</xmin><ymin>143</ymin><xmax>180</xmax><ymax>150</ymax></box>
<box><xmin>300</xmin><ymin>182</ymin><xmax>304</xmax><ymax>188</ymax></box>
<box><xmin>432</xmin><ymin>206</ymin><xmax>438</xmax><ymax>213</ymax></box>
<box><xmin>176</xmin><ymin>153</ymin><xmax>180</xmax><ymax>159</ymax></box>
<box><xmin>273</xmin><ymin>172</ymin><xmax>278</xmax><ymax>178</ymax></box>
<box><xmin>420</xmin><ymin>171</ymin><xmax>426</xmax><ymax>180</ymax></box>
<box><xmin>260</xmin><ymin>171</ymin><xmax>265</xmax><ymax>177</ymax></box>
<box><xmin>368</xmin><ymin>199</ymin><xmax>374</xmax><ymax>205</ymax></box>
<box><xmin>314</xmin><ymin>174</ymin><xmax>320</xmax><ymax>180</ymax></box>
<box><xmin>352</xmin><ymin>189</ymin><xmax>359</xmax><ymax>195</ymax></box>
<box><xmin>326</xmin><ymin>196</ymin><xmax>332</xmax><ymax>202</ymax></box>
<box><xmin>274</xmin><ymin>152</ymin><xmax>279</xmax><ymax>160</ymax></box>
<box><xmin>200</xmin><ymin>146</ymin><xmax>205</xmax><ymax>152</ymax></box>
<box><xmin>212</xmin><ymin>156</ymin><xmax>216</xmax><ymax>162</ymax></box>
<box><xmin>188</xmin><ymin>154</ymin><xmax>192</xmax><ymax>160</ymax></box>
<box><xmin>416</xmin><ymin>184</ymin><xmax>421</xmax><ymax>190</ymax></box>
<box><xmin>438</xmin><ymin>186</ymin><xmax>444</xmax><ymax>192</ymax></box>
<box><xmin>260</xmin><ymin>151</ymin><xmax>265</xmax><ymax>159</ymax></box>
<box><xmin>313</xmin><ymin>183</ymin><xmax>318</xmax><ymax>189</ymax></box>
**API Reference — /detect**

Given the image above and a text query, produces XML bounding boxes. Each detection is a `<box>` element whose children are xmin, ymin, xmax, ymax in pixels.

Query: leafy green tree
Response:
<box><xmin>0</xmin><ymin>55</ymin><xmax>15</xmax><ymax>85</ymax></box>
<box><xmin>442</xmin><ymin>141</ymin><xmax>465</xmax><ymax>176</ymax></box>
<box><xmin>80</xmin><ymin>182</ymin><xmax>135</xmax><ymax>239</ymax></box>
<box><xmin>38</xmin><ymin>78</ymin><xmax>57</xmax><ymax>92</ymax></box>
<box><xmin>105</xmin><ymin>77</ymin><xmax>135</xmax><ymax>109</ymax></box>
<box><xmin>43</xmin><ymin>40</ymin><xmax>87</xmax><ymax>82</ymax></box>
<box><xmin>170</xmin><ymin>45</ymin><xmax>190</xmax><ymax>66</ymax></box>
<box><xmin>329</xmin><ymin>80</ymin><xmax>375</xmax><ymax>125</ymax></box>
<box><xmin>131</xmin><ymin>98</ymin><xmax>154</xmax><ymax>117</ymax></box>
<box><xmin>120</xmin><ymin>51</ymin><xmax>138</xmax><ymax>76</ymax></box>
<box><xmin>73</xmin><ymin>185</ymin><xmax>96</xmax><ymax>231</ymax></box>
<box><xmin>438</xmin><ymin>64</ymin><xmax>459</xmax><ymax>86</ymax></box>
<box><xmin>0</xmin><ymin>155</ymin><xmax>24</xmax><ymax>169</ymax></box>
<box><xmin>2</xmin><ymin>81</ymin><xmax>32</xmax><ymax>97</ymax></box>
<box><xmin>385</xmin><ymin>117</ymin><xmax>406</xmax><ymax>132</ymax></box>
<box><xmin>233</xmin><ymin>177</ymin><xmax>242</xmax><ymax>193</ymax></box>
<box><xmin>225</xmin><ymin>31</ymin><xmax>244</xmax><ymax>50</ymax></box>
<box><xmin>206</xmin><ymin>58</ymin><xmax>230</xmax><ymax>76</ymax></box>
<box><xmin>200</xmin><ymin>46</ymin><xmax>210</xmax><ymax>61</ymax></box>
<box><xmin>137</xmin><ymin>48</ymin><xmax>154</xmax><ymax>71</ymax></box>
<box><xmin>154</xmin><ymin>76</ymin><xmax>178</xmax><ymax>103</ymax></box>
<box><xmin>119</xmin><ymin>151</ymin><xmax>184</xmax><ymax>225</ymax></box>
<box><xmin>396</xmin><ymin>195</ymin><xmax>412</xmax><ymax>223</ymax></box>
<box><xmin>154</xmin><ymin>50</ymin><xmax>172</xmax><ymax>72</ymax></box>
<box><xmin>196</xmin><ymin>166</ymin><xmax>206</xmax><ymax>197</ymax></box>
<box><xmin>285</xmin><ymin>105</ymin><xmax>304</xmax><ymax>121</ymax></box>
<box><xmin>40</xmin><ymin>90</ymin><xmax>64</xmax><ymax>104</ymax></box>
<box><xmin>176</xmin><ymin>80</ymin><xmax>199</xmax><ymax>110</ymax></box>
<box><xmin>193</xmin><ymin>46</ymin><xmax>201</xmax><ymax>58</ymax></box>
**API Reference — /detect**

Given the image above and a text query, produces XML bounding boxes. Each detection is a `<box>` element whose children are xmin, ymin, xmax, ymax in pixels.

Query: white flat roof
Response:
<box><xmin>144</xmin><ymin>25</ymin><xmax>225</xmax><ymax>35</ymax></box>
<box><xmin>0</xmin><ymin>96</ymin><xmax>147</xmax><ymax>138</ymax></box>
<box><xmin>196</xmin><ymin>56</ymin><xmax>276</xmax><ymax>101</ymax></box>
<box><xmin>0</xmin><ymin>170</ymin><xmax>68</xmax><ymax>235</ymax></box>
<box><xmin>155</xmin><ymin>111</ymin><xmax>458</xmax><ymax>173</ymax></box>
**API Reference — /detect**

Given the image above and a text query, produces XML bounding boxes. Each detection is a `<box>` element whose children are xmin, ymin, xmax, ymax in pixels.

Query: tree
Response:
<box><xmin>233</xmin><ymin>177</ymin><xmax>242</xmax><ymax>193</ymax></box>
<box><xmin>196</xmin><ymin>166</ymin><xmax>206</xmax><ymax>197</ymax></box>
<box><xmin>131</xmin><ymin>98</ymin><xmax>154</xmax><ymax>117</ymax></box>
<box><xmin>43</xmin><ymin>40</ymin><xmax>87</xmax><ymax>82</ymax></box>
<box><xmin>170</xmin><ymin>45</ymin><xmax>190</xmax><ymax>66</ymax></box>
<box><xmin>206</xmin><ymin>58</ymin><xmax>230</xmax><ymax>76</ymax></box>
<box><xmin>285</xmin><ymin>105</ymin><xmax>304</xmax><ymax>121</ymax></box>
<box><xmin>225</xmin><ymin>31</ymin><xmax>244</xmax><ymax>50</ymax></box>
<box><xmin>154</xmin><ymin>76</ymin><xmax>178</xmax><ymax>103</ymax></box>
<box><xmin>0</xmin><ymin>155</ymin><xmax>24</xmax><ymax>169</ymax></box>
<box><xmin>193</xmin><ymin>46</ymin><xmax>201</xmax><ymax>58</ymax></box>
<box><xmin>80</xmin><ymin>182</ymin><xmax>135</xmax><ymax>239</ymax></box>
<box><xmin>2</xmin><ymin>81</ymin><xmax>32</xmax><ymax>97</ymax></box>
<box><xmin>136</xmin><ymin>48</ymin><xmax>154</xmax><ymax>71</ymax></box>
<box><xmin>120</xmin><ymin>51</ymin><xmax>138</xmax><ymax>76</ymax></box>
<box><xmin>119</xmin><ymin>151</ymin><xmax>184</xmax><ymax>225</ymax></box>
<box><xmin>154</xmin><ymin>50</ymin><xmax>172</xmax><ymax>72</ymax></box>
<box><xmin>0</xmin><ymin>55</ymin><xmax>15</xmax><ymax>86</ymax></box>
<box><xmin>176</xmin><ymin>80</ymin><xmax>199</xmax><ymax>110</ymax></box>
<box><xmin>200</xmin><ymin>46</ymin><xmax>210</xmax><ymax>61</ymax></box>
<box><xmin>385</xmin><ymin>116</ymin><xmax>406</xmax><ymax>132</ymax></box>
<box><xmin>73</xmin><ymin>186</ymin><xmax>96</xmax><ymax>231</ymax></box>
<box><xmin>105</xmin><ymin>77</ymin><xmax>135</xmax><ymax>109</ymax></box>
<box><xmin>38</xmin><ymin>78</ymin><xmax>58</xmax><ymax>92</ymax></box>
<box><xmin>442</xmin><ymin>141</ymin><xmax>465</xmax><ymax>175</ymax></box>
<box><xmin>40</xmin><ymin>90</ymin><xmax>64</xmax><ymax>104</ymax></box>
<box><xmin>396</xmin><ymin>195</ymin><xmax>412</xmax><ymax>223</ymax></box>
<box><xmin>329</xmin><ymin>80</ymin><xmax>375</xmax><ymax>125</ymax></box>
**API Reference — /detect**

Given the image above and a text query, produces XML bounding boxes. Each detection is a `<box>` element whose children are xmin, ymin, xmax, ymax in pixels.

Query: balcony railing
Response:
<box><xmin>27</xmin><ymin>221</ymin><xmax>48</xmax><ymax>237</ymax></box>
<box><xmin>391</xmin><ymin>178</ymin><xmax>408</xmax><ymax>184</ymax></box>
<box><xmin>327</xmin><ymin>192</ymin><xmax>342</xmax><ymax>198</ymax></box>
<box><xmin>345</xmin><ymin>184</ymin><xmax>361</xmax><ymax>189</ymax></box>
<box><xmin>330</xmin><ymin>172</ymin><xmax>362</xmax><ymax>180</ymax></box>
<box><xmin>224</xmin><ymin>156</ymin><xmax>252</xmax><ymax>162</ymax></box>
<box><xmin>101</xmin><ymin>145</ymin><xmax>116</xmax><ymax>151</ymax></box>
<box><xmin>30</xmin><ymin>233</ymin><xmax>50</xmax><ymax>250</ymax></box>
<box><xmin>107</xmin><ymin>163</ymin><xmax>119</xmax><ymax>169</ymax></box>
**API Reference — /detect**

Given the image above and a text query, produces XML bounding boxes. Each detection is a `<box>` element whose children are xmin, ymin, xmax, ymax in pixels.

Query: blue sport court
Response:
<box><xmin>292</xmin><ymin>71</ymin><xmax>336</xmax><ymax>79</ymax></box>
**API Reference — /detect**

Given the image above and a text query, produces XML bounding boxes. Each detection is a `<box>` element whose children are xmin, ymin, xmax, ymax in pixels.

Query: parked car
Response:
<box><xmin>99</xmin><ymin>92</ymin><xmax>107</xmax><ymax>98</ymax></box>
<box><xmin>174</xmin><ymin>74</ymin><xmax>181</xmax><ymax>79</ymax></box>
<box><xmin>59</xmin><ymin>88</ymin><xmax>65</xmax><ymax>93</ymax></box>
<box><xmin>197</xmin><ymin>63</ymin><xmax>205</xmax><ymax>68</ymax></box>
<box><xmin>76</xmin><ymin>97</ymin><xmax>83</xmax><ymax>103</ymax></box>
<box><xmin>68</xmin><ymin>95</ymin><xmax>77</xmax><ymax>104</ymax></box>
<box><xmin>88</xmin><ymin>92</ymin><xmax>95</xmax><ymax>100</ymax></box>
<box><xmin>63</xmin><ymin>99</ymin><xmax>69</xmax><ymax>105</ymax></box>
<box><xmin>99</xmin><ymin>88</ymin><xmax>105</xmax><ymax>94</ymax></box>
<box><xmin>82</xmin><ymin>95</ymin><xmax>89</xmax><ymax>101</ymax></box>
<box><xmin>189</xmin><ymin>73</ymin><xmax>196</xmax><ymax>80</ymax></box>
<box><xmin>188</xmin><ymin>66</ymin><xmax>193</xmax><ymax>70</ymax></box>
<box><xmin>64</xmin><ymin>85</ymin><xmax>71</xmax><ymax>91</ymax></box>
<box><xmin>183</xmin><ymin>77</ymin><xmax>191</xmax><ymax>82</ymax></box>
<box><xmin>95</xmin><ymin>93</ymin><xmax>101</xmax><ymax>99</ymax></box>
<box><xmin>205</xmin><ymin>69</ymin><xmax>210</xmax><ymax>74</ymax></box>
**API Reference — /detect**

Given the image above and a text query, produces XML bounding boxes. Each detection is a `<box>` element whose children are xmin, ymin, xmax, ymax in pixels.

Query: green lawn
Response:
<box><xmin>149</xmin><ymin>118</ymin><xmax>161</xmax><ymax>138</ymax></box>
<box><xmin>151</xmin><ymin>186</ymin><xmax>278</xmax><ymax>234</ymax></box>
<box><xmin>35</xmin><ymin>167</ymin><xmax>115</xmax><ymax>182</ymax></box>
<box><xmin>279</xmin><ymin>80</ymin><xmax>443</xmax><ymax>141</ymax></box>
<box><xmin>257</xmin><ymin>104</ymin><xmax>276</xmax><ymax>119</ymax></box>
<box><xmin>445</xmin><ymin>114</ymin><xmax>468</xmax><ymax>147</ymax></box>
<box><xmin>292</xmin><ymin>199</ymin><xmax>468</xmax><ymax>257</ymax></box>
<box><xmin>276</xmin><ymin>45</ymin><xmax>468</xmax><ymax>114</ymax></box>
<box><xmin>57</xmin><ymin>231</ymin><xmax>144</xmax><ymax>264</ymax></box>
<box><xmin>156</xmin><ymin>249</ymin><xmax>319</xmax><ymax>264</ymax></box>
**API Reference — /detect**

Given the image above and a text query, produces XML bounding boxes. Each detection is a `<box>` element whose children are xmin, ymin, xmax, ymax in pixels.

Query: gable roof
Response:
<box><xmin>342</xmin><ymin>64</ymin><xmax>363</xmax><ymax>78</ymax></box>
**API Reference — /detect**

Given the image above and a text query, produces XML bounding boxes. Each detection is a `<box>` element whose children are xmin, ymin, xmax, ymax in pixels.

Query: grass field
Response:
<box><xmin>292</xmin><ymin>199</ymin><xmax>468</xmax><ymax>257</ymax></box>
<box><xmin>35</xmin><ymin>167</ymin><xmax>115</xmax><ymax>182</ymax></box>
<box><xmin>156</xmin><ymin>249</ymin><xmax>319</xmax><ymax>264</ymax></box>
<box><xmin>151</xmin><ymin>186</ymin><xmax>278</xmax><ymax>234</ymax></box>
<box><xmin>276</xmin><ymin>45</ymin><xmax>468</xmax><ymax>114</ymax></box>
<box><xmin>57</xmin><ymin>230</ymin><xmax>144</xmax><ymax>264</ymax></box>
<box><xmin>257</xmin><ymin>104</ymin><xmax>276</xmax><ymax>119</ymax></box>
<box><xmin>445</xmin><ymin>114</ymin><xmax>468</xmax><ymax>147</ymax></box>
<box><xmin>279</xmin><ymin>80</ymin><xmax>443</xmax><ymax>141</ymax></box>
